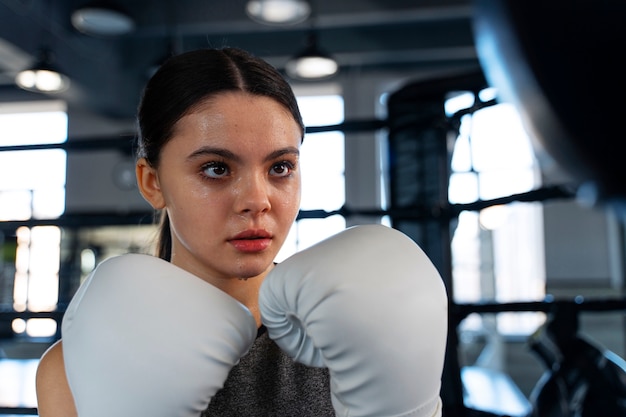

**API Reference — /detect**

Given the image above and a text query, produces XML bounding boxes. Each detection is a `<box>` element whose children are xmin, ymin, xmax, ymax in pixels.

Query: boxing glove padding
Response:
<box><xmin>259</xmin><ymin>225</ymin><xmax>447</xmax><ymax>417</ymax></box>
<box><xmin>62</xmin><ymin>253</ymin><xmax>256</xmax><ymax>417</ymax></box>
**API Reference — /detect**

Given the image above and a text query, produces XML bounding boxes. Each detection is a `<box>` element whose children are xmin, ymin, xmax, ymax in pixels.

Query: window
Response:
<box><xmin>0</xmin><ymin>100</ymin><xmax>68</xmax><ymax>338</ymax></box>
<box><xmin>447</xmin><ymin>91</ymin><xmax>546</xmax><ymax>336</ymax></box>
<box><xmin>0</xmin><ymin>101</ymin><xmax>67</xmax><ymax>220</ymax></box>
<box><xmin>276</xmin><ymin>91</ymin><xmax>346</xmax><ymax>261</ymax></box>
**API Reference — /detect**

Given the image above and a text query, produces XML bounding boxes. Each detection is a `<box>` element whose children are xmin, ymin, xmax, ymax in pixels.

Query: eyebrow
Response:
<box><xmin>265</xmin><ymin>147</ymin><xmax>300</xmax><ymax>162</ymax></box>
<box><xmin>187</xmin><ymin>146</ymin><xmax>300</xmax><ymax>163</ymax></box>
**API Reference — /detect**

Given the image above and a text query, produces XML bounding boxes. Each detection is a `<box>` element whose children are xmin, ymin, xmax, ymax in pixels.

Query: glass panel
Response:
<box><xmin>449</xmin><ymin>98</ymin><xmax>545</xmax><ymax>337</ymax></box>
<box><xmin>275</xmin><ymin>93</ymin><xmax>346</xmax><ymax>261</ymax></box>
<box><xmin>0</xmin><ymin>108</ymin><xmax>67</xmax><ymax>146</ymax></box>
<box><xmin>470</xmin><ymin>104</ymin><xmax>536</xmax><ymax>172</ymax></box>
<box><xmin>449</xmin><ymin>172</ymin><xmax>479</xmax><ymax>204</ymax></box>
<box><xmin>0</xmin><ymin>101</ymin><xmax>68</xmax><ymax>339</ymax></box>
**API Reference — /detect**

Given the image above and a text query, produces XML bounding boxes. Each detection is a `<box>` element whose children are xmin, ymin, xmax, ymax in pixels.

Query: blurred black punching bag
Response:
<box><xmin>472</xmin><ymin>0</ymin><xmax>626</xmax><ymax>216</ymax></box>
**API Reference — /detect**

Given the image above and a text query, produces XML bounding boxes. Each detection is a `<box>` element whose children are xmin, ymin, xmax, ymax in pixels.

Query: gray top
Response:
<box><xmin>203</xmin><ymin>326</ymin><xmax>335</xmax><ymax>416</ymax></box>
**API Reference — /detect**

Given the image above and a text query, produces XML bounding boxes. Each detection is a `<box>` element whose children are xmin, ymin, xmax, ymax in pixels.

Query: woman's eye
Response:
<box><xmin>202</xmin><ymin>162</ymin><xmax>229</xmax><ymax>179</ymax></box>
<box><xmin>270</xmin><ymin>161</ymin><xmax>294</xmax><ymax>177</ymax></box>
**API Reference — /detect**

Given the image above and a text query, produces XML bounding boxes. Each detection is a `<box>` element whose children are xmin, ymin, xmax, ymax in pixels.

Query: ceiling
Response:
<box><xmin>0</xmin><ymin>0</ymin><xmax>479</xmax><ymax>122</ymax></box>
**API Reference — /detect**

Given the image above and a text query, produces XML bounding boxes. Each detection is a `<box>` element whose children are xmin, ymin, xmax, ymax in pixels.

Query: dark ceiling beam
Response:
<box><xmin>127</xmin><ymin>5</ymin><xmax>474</xmax><ymax>38</ymax></box>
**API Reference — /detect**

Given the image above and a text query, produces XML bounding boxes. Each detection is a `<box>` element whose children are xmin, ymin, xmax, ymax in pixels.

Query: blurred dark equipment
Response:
<box><xmin>454</xmin><ymin>297</ymin><xmax>626</xmax><ymax>417</ymax></box>
<box><xmin>527</xmin><ymin>301</ymin><xmax>626</xmax><ymax>417</ymax></box>
<box><xmin>472</xmin><ymin>0</ymin><xmax>626</xmax><ymax>215</ymax></box>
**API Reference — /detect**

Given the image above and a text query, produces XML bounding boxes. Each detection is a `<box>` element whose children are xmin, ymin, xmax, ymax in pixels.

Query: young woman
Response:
<box><xmin>36</xmin><ymin>47</ymin><xmax>335</xmax><ymax>417</ymax></box>
<box><xmin>36</xmin><ymin>46</ymin><xmax>447</xmax><ymax>417</ymax></box>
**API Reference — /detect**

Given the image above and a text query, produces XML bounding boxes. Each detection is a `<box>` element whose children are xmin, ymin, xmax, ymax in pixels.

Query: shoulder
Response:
<box><xmin>36</xmin><ymin>340</ymin><xmax>77</xmax><ymax>417</ymax></box>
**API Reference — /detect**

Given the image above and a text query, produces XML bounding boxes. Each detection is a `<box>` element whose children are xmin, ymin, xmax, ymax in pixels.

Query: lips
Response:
<box><xmin>231</xmin><ymin>229</ymin><xmax>272</xmax><ymax>240</ymax></box>
<box><xmin>229</xmin><ymin>229</ymin><xmax>272</xmax><ymax>253</ymax></box>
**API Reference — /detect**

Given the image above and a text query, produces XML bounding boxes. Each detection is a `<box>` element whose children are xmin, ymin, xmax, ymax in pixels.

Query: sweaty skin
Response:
<box><xmin>36</xmin><ymin>91</ymin><xmax>303</xmax><ymax>417</ymax></box>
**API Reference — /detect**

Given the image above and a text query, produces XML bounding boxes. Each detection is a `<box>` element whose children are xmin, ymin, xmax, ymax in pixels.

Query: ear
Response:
<box><xmin>136</xmin><ymin>158</ymin><xmax>165</xmax><ymax>209</ymax></box>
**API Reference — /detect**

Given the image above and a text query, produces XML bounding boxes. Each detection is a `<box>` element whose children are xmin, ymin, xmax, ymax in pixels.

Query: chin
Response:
<box><xmin>233</xmin><ymin>258</ymin><xmax>274</xmax><ymax>280</ymax></box>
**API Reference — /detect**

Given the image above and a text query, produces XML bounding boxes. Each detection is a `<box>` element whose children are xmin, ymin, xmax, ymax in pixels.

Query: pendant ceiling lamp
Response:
<box><xmin>285</xmin><ymin>33</ymin><xmax>338</xmax><ymax>80</ymax></box>
<box><xmin>71</xmin><ymin>1</ymin><xmax>135</xmax><ymax>36</ymax></box>
<box><xmin>246</xmin><ymin>0</ymin><xmax>311</xmax><ymax>25</ymax></box>
<box><xmin>15</xmin><ymin>49</ymin><xmax>70</xmax><ymax>93</ymax></box>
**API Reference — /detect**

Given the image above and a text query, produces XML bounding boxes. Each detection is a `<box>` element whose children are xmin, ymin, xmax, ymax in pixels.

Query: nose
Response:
<box><xmin>234</xmin><ymin>173</ymin><xmax>271</xmax><ymax>215</ymax></box>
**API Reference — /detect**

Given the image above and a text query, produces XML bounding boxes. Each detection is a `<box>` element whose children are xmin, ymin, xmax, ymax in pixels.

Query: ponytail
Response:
<box><xmin>156</xmin><ymin>211</ymin><xmax>172</xmax><ymax>261</ymax></box>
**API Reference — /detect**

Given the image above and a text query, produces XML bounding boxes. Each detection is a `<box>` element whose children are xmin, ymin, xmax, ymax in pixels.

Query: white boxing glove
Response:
<box><xmin>62</xmin><ymin>253</ymin><xmax>256</xmax><ymax>417</ymax></box>
<box><xmin>259</xmin><ymin>224</ymin><xmax>448</xmax><ymax>417</ymax></box>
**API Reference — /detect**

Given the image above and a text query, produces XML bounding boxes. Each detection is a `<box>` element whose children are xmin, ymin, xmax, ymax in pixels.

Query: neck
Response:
<box><xmin>169</xmin><ymin>252</ymin><xmax>272</xmax><ymax>328</ymax></box>
<box><xmin>218</xmin><ymin>275</ymin><xmax>264</xmax><ymax>328</ymax></box>
<box><xmin>176</xmin><ymin>263</ymin><xmax>268</xmax><ymax>328</ymax></box>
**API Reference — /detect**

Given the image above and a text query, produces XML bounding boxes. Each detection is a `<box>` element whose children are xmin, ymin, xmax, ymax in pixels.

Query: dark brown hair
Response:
<box><xmin>136</xmin><ymin>47</ymin><xmax>304</xmax><ymax>260</ymax></box>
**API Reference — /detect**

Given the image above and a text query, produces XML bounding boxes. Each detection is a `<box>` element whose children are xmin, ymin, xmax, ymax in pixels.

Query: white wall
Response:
<box><xmin>543</xmin><ymin>200</ymin><xmax>619</xmax><ymax>288</ymax></box>
<box><xmin>65</xmin><ymin>149</ymin><xmax>151</xmax><ymax>213</ymax></box>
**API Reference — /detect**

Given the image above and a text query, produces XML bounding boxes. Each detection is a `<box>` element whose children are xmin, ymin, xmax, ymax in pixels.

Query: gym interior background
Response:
<box><xmin>0</xmin><ymin>0</ymin><xmax>625</xmax><ymax>416</ymax></box>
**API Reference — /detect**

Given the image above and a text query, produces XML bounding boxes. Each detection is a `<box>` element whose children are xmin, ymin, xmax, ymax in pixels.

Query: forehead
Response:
<box><xmin>167</xmin><ymin>92</ymin><xmax>302</xmax><ymax>153</ymax></box>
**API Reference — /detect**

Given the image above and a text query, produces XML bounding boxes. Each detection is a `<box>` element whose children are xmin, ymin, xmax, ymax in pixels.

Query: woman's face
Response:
<box><xmin>137</xmin><ymin>92</ymin><xmax>302</xmax><ymax>283</ymax></box>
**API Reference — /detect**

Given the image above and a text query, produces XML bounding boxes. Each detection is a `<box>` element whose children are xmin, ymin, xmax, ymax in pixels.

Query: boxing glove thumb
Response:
<box><xmin>62</xmin><ymin>253</ymin><xmax>256</xmax><ymax>417</ymax></box>
<box><xmin>259</xmin><ymin>224</ymin><xmax>447</xmax><ymax>417</ymax></box>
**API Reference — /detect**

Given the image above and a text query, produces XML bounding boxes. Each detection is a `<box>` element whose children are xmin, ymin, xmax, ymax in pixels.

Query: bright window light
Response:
<box><xmin>445</xmin><ymin>91</ymin><xmax>475</xmax><ymax>116</ymax></box>
<box><xmin>0</xmin><ymin>102</ymin><xmax>68</xmax><ymax>220</ymax></box>
<box><xmin>276</xmin><ymin>93</ymin><xmax>345</xmax><ymax>261</ymax></box>
<box><xmin>0</xmin><ymin>102</ymin><xmax>67</xmax><ymax>146</ymax></box>
<box><xmin>0</xmin><ymin>100</ymin><xmax>67</xmax><ymax>338</ymax></box>
<box><xmin>449</xmin><ymin>98</ymin><xmax>545</xmax><ymax>336</ymax></box>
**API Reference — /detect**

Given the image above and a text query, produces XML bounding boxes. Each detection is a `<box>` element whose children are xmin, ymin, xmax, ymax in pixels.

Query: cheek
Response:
<box><xmin>168</xmin><ymin>194</ymin><xmax>227</xmax><ymax>252</ymax></box>
<box><xmin>167</xmin><ymin>183</ymin><xmax>226</xmax><ymax>227</ymax></box>
<box><xmin>279</xmin><ymin>181</ymin><xmax>302</xmax><ymax>219</ymax></box>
